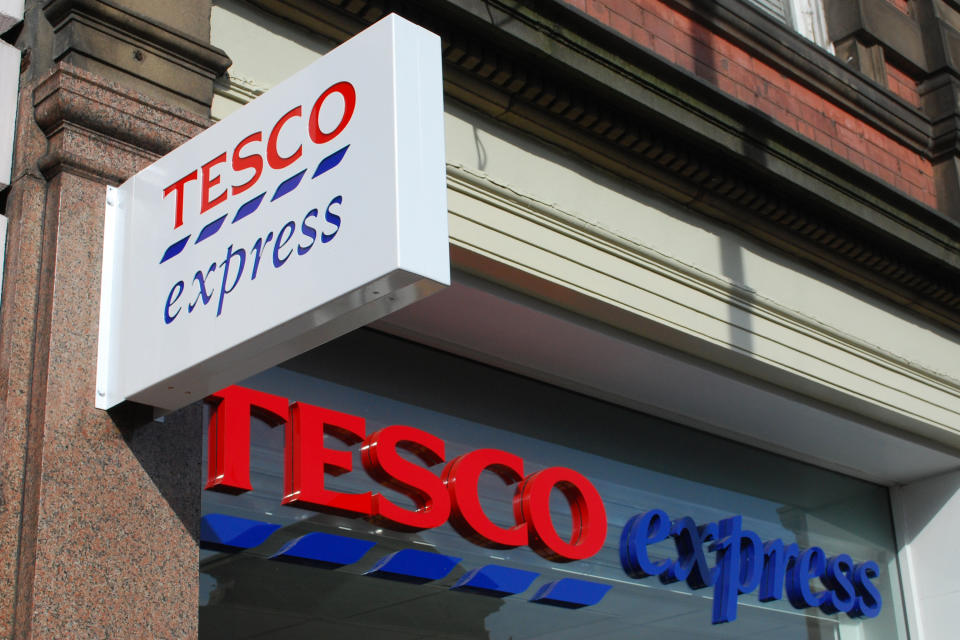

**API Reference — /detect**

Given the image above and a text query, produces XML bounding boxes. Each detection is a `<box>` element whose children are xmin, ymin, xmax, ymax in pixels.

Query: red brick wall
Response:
<box><xmin>887</xmin><ymin>0</ymin><xmax>910</xmax><ymax>15</ymax></box>
<box><xmin>886</xmin><ymin>62</ymin><xmax>920</xmax><ymax>108</ymax></box>
<box><xmin>565</xmin><ymin>0</ymin><xmax>936</xmax><ymax>207</ymax></box>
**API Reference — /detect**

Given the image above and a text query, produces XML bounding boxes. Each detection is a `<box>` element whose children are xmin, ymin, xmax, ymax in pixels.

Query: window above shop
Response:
<box><xmin>743</xmin><ymin>0</ymin><xmax>832</xmax><ymax>49</ymax></box>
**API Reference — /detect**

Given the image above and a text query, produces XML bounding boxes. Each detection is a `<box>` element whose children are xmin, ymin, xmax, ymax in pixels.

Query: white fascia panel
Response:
<box><xmin>0</xmin><ymin>40</ymin><xmax>19</xmax><ymax>190</ymax></box>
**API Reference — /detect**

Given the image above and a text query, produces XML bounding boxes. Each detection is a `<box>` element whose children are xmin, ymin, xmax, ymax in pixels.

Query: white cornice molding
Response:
<box><xmin>445</xmin><ymin>164</ymin><xmax>960</xmax><ymax>445</ymax></box>
<box><xmin>213</xmin><ymin>73</ymin><xmax>267</xmax><ymax>105</ymax></box>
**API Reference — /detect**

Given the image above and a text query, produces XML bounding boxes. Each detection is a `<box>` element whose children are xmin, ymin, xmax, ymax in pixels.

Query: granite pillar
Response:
<box><xmin>1</xmin><ymin>0</ymin><xmax>228</xmax><ymax>634</ymax></box>
<box><xmin>0</xmin><ymin>63</ymin><xmax>210</xmax><ymax>638</ymax></box>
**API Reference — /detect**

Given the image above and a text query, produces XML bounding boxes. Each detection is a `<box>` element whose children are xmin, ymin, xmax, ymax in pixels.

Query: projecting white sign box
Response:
<box><xmin>96</xmin><ymin>15</ymin><xmax>448</xmax><ymax>411</ymax></box>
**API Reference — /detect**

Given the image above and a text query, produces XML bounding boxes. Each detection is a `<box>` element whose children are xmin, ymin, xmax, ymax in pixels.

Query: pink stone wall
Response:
<box><xmin>887</xmin><ymin>0</ymin><xmax>911</xmax><ymax>15</ymax></box>
<box><xmin>887</xmin><ymin>61</ymin><xmax>921</xmax><ymax>108</ymax></box>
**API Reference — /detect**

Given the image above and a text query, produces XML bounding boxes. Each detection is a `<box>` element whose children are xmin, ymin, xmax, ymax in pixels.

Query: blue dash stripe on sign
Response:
<box><xmin>270</xmin><ymin>532</ymin><xmax>375</xmax><ymax>568</ymax></box>
<box><xmin>529</xmin><ymin>578</ymin><xmax>612</xmax><ymax>608</ymax></box>
<box><xmin>199</xmin><ymin>513</ymin><xmax>280</xmax><ymax>551</ymax></box>
<box><xmin>451</xmin><ymin>565</ymin><xmax>540</xmax><ymax>597</ymax></box>
<box><xmin>365</xmin><ymin>548</ymin><xmax>461</xmax><ymax>584</ymax></box>
<box><xmin>232</xmin><ymin>192</ymin><xmax>266</xmax><ymax>223</ymax></box>
<box><xmin>313</xmin><ymin>145</ymin><xmax>349</xmax><ymax>178</ymax></box>
<box><xmin>271</xmin><ymin>169</ymin><xmax>307</xmax><ymax>202</ymax></box>
<box><xmin>195</xmin><ymin>214</ymin><xmax>227</xmax><ymax>244</ymax></box>
<box><xmin>159</xmin><ymin>235</ymin><xmax>190</xmax><ymax>264</ymax></box>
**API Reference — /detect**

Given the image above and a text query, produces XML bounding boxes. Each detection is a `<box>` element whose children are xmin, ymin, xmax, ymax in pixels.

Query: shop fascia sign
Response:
<box><xmin>201</xmin><ymin>386</ymin><xmax>884</xmax><ymax>626</ymax></box>
<box><xmin>96</xmin><ymin>15</ymin><xmax>448</xmax><ymax>412</ymax></box>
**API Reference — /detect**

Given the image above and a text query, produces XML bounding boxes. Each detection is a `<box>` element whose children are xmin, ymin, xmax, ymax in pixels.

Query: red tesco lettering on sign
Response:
<box><xmin>204</xmin><ymin>386</ymin><xmax>608</xmax><ymax>562</ymax></box>
<box><xmin>163</xmin><ymin>82</ymin><xmax>356</xmax><ymax>230</ymax></box>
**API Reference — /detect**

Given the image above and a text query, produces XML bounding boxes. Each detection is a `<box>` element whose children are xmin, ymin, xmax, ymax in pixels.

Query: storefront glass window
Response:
<box><xmin>200</xmin><ymin>329</ymin><xmax>907</xmax><ymax>639</ymax></box>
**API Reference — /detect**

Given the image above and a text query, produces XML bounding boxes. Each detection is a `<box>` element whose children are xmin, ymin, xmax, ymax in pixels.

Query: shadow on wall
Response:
<box><xmin>719</xmin><ymin>235</ymin><xmax>756</xmax><ymax>355</ymax></box>
<box><xmin>473</xmin><ymin>124</ymin><xmax>488</xmax><ymax>171</ymax></box>
<box><xmin>113</xmin><ymin>401</ymin><xmax>204</xmax><ymax>544</ymax></box>
<box><xmin>689</xmin><ymin>3</ymin><xmax>766</xmax><ymax>357</ymax></box>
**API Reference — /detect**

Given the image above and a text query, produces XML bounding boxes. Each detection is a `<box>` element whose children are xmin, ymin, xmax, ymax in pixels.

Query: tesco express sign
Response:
<box><xmin>205</xmin><ymin>386</ymin><xmax>884</xmax><ymax>626</ymax></box>
<box><xmin>96</xmin><ymin>15</ymin><xmax>448</xmax><ymax>412</ymax></box>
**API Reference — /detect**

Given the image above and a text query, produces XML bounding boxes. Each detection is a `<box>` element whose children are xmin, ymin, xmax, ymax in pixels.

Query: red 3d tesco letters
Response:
<box><xmin>204</xmin><ymin>385</ymin><xmax>607</xmax><ymax>563</ymax></box>
<box><xmin>204</xmin><ymin>385</ymin><xmax>882</xmax><ymax>625</ymax></box>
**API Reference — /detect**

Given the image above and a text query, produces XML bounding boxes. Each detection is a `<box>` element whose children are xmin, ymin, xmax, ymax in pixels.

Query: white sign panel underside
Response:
<box><xmin>96</xmin><ymin>15</ymin><xmax>448</xmax><ymax>411</ymax></box>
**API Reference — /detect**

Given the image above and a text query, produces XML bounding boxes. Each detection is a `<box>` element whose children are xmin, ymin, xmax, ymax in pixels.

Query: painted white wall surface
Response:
<box><xmin>440</xmin><ymin>104</ymin><xmax>960</xmax><ymax>383</ymax></box>
<box><xmin>892</xmin><ymin>470</ymin><xmax>960</xmax><ymax>640</ymax></box>
<box><xmin>0</xmin><ymin>40</ymin><xmax>19</xmax><ymax>190</ymax></box>
<box><xmin>211</xmin><ymin>0</ymin><xmax>334</xmax><ymax>112</ymax></box>
<box><xmin>440</xmin><ymin>106</ymin><xmax>960</xmax><ymax>444</ymax></box>
<box><xmin>0</xmin><ymin>0</ymin><xmax>23</xmax><ymax>35</ymax></box>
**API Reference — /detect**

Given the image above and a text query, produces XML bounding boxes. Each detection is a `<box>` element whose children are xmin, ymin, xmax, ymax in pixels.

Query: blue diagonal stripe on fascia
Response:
<box><xmin>313</xmin><ymin>145</ymin><xmax>350</xmax><ymax>178</ymax></box>
<box><xmin>529</xmin><ymin>578</ymin><xmax>612</xmax><ymax>608</ymax></box>
<box><xmin>232</xmin><ymin>192</ymin><xmax>266</xmax><ymax>224</ymax></box>
<box><xmin>160</xmin><ymin>235</ymin><xmax>191</xmax><ymax>264</ymax></box>
<box><xmin>195</xmin><ymin>214</ymin><xmax>228</xmax><ymax>244</ymax></box>
<box><xmin>271</xmin><ymin>169</ymin><xmax>307</xmax><ymax>202</ymax></box>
